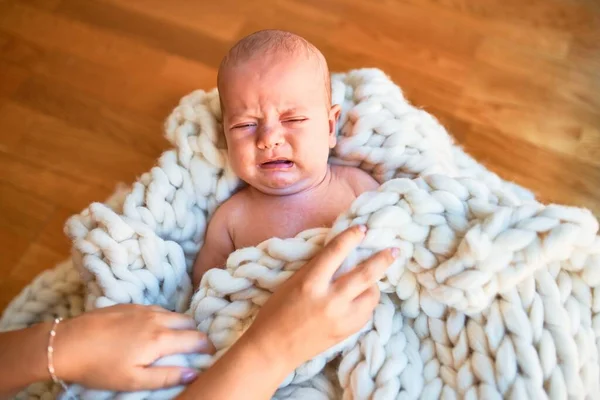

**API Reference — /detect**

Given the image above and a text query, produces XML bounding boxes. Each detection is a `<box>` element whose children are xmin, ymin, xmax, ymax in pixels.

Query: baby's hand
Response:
<box><xmin>244</xmin><ymin>225</ymin><xmax>398</xmax><ymax>372</ymax></box>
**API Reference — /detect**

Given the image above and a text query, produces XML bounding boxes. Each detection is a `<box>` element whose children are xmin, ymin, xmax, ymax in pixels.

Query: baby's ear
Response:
<box><xmin>328</xmin><ymin>104</ymin><xmax>341</xmax><ymax>148</ymax></box>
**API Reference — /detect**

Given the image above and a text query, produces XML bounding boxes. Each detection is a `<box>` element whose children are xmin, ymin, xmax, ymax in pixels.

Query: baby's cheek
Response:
<box><xmin>231</xmin><ymin>147</ymin><xmax>255</xmax><ymax>175</ymax></box>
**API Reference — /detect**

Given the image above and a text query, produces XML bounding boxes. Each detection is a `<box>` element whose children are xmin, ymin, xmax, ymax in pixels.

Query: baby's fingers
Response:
<box><xmin>333</xmin><ymin>248</ymin><xmax>398</xmax><ymax>301</ymax></box>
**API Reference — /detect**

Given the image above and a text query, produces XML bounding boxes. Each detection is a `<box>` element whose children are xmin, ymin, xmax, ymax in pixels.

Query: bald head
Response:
<box><xmin>217</xmin><ymin>30</ymin><xmax>332</xmax><ymax>109</ymax></box>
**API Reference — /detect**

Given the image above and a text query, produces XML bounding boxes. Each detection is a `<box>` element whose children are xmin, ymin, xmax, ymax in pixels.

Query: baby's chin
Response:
<box><xmin>252</xmin><ymin>181</ymin><xmax>304</xmax><ymax>196</ymax></box>
<box><xmin>247</xmin><ymin>176</ymin><xmax>313</xmax><ymax>196</ymax></box>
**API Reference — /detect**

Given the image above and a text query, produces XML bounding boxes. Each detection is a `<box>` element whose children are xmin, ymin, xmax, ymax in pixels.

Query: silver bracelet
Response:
<box><xmin>47</xmin><ymin>317</ymin><xmax>69</xmax><ymax>393</ymax></box>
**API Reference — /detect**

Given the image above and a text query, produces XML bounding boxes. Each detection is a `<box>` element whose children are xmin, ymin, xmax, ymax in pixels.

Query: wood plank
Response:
<box><xmin>476</xmin><ymin>36</ymin><xmax>600</xmax><ymax>117</ymax></box>
<box><xmin>394</xmin><ymin>0</ymin><xmax>574</xmax><ymax>58</ymax></box>
<box><xmin>400</xmin><ymin>0</ymin><xmax>597</xmax><ymax>31</ymax></box>
<box><xmin>13</xmin><ymin>0</ymin><xmax>63</xmax><ymax>11</ymax></box>
<box><xmin>567</xmin><ymin>24</ymin><xmax>600</xmax><ymax>78</ymax></box>
<box><xmin>36</xmin><ymin>206</ymin><xmax>79</xmax><ymax>255</ymax></box>
<box><xmin>0</xmin><ymin>101</ymin><xmax>159</xmax><ymax>186</ymax></box>
<box><xmin>0</xmin><ymin>243</ymin><xmax>66</xmax><ymax>312</ymax></box>
<box><xmin>235</xmin><ymin>0</ymin><xmax>344</xmax><ymax>42</ymax></box>
<box><xmin>0</xmin><ymin>183</ymin><xmax>55</xmax><ymax>240</ymax></box>
<box><xmin>56</xmin><ymin>0</ymin><xmax>231</xmax><ymax>69</ymax></box>
<box><xmin>10</xmin><ymin>77</ymin><xmax>167</xmax><ymax>157</ymax></box>
<box><xmin>159</xmin><ymin>54</ymin><xmax>218</xmax><ymax>93</ymax></box>
<box><xmin>0</xmin><ymin>152</ymin><xmax>110</xmax><ymax>211</ymax></box>
<box><xmin>8</xmin><ymin>243</ymin><xmax>66</xmax><ymax>283</ymax></box>
<box><xmin>343</xmin><ymin>0</ymin><xmax>481</xmax><ymax>57</ymax></box>
<box><xmin>454</xmin><ymin>124</ymin><xmax>600</xmax><ymax>216</ymax></box>
<box><xmin>454</xmin><ymin>60</ymin><xmax>600</xmax><ymax>167</ymax></box>
<box><xmin>102</xmin><ymin>0</ymin><xmax>245</xmax><ymax>42</ymax></box>
<box><xmin>1</xmin><ymin>31</ymin><xmax>220</xmax><ymax>119</ymax></box>
<box><xmin>577</xmin><ymin>126</ymin><xmax>600</xmax><ymax>168</ymax></box>
<box><xmin>0</xmin><ymin>3</ymin><xmax>224</xmax><ymax>96</ymax></box>
<box><xmin>0</xmin><ymin>32</ymin><xmax>189</xmax><ymax>117</ymax></box>
<box><xmin>0</xmin><ymin>61</ymin><xmax>27</xmax><ymax>99</ymax></box>
<box><xmin>328</xmin><ymin>21</ymin><xmax>472</xmax><ymax>88</ymax></box>
<box><xmin>0</xmin><ymin>227</ymin><xmax>32</xmax><ymax>279</ymax></box>
<box><xmin>0</xmin><ymin>1</ymin><xmax>168</xmax><ymax>74</ymax></box>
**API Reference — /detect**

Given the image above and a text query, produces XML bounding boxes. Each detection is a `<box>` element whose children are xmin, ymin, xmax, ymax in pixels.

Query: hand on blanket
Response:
<box><xmin>53</xmin><ymin>304</ymin><xmax>215</xmax><ymax>391</ymax></box>
<box><xmin>244</xmin><ymin>225</ymin><xmax>398</xmax><ymax>372</ymax></box>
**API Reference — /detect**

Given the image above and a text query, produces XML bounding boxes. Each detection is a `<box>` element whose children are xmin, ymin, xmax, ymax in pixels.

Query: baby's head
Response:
<box><xmin>217</xmin><ymin>30</ymin><xmax>340</xmax><ymax>196</ymax></box>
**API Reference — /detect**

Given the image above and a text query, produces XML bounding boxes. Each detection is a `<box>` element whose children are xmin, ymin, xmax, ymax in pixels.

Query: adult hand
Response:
<box><xmin>54</xmin><ymin>304</ymin><xmax>215</xmax><ymax>391</ymax></box>
<box><xmin>176</xmin><ymin>225</ymin><xmax>397</xmax><ymax>400</ymax></box>
<box><xmin>244</xmin><ymin>225</ymin><xmax>398</xmax><ymax>373</ymax></box>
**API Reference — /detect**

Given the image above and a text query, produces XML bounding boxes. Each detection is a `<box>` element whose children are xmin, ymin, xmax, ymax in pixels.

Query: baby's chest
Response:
<box><xmin>232</xmin><ymin>194</ymin><xmax>355</xmax><ymax>249</ymax></box>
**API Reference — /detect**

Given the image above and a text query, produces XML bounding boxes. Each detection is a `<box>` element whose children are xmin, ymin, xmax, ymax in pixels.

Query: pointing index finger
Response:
<box><xmin>305</xmin><ymin>225</ymin><xmax>366</xmax><ymax>282</ymax></box>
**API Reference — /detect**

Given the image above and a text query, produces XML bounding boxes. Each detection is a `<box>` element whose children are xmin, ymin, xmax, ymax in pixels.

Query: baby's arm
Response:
<box><xmin>192</xmin><ymin>204</ymin><xmax>235</xmax><ymax>288</ymax></box>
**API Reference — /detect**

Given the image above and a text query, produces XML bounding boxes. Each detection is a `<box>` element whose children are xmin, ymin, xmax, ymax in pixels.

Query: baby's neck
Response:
<box><xmin>248</xmin><ymin>165</ymin><xmax>333</xmax><ymax>201</ymax></box>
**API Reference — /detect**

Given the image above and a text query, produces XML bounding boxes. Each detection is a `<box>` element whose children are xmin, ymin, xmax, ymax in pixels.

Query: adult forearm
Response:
<box><xmin>0</xmin><ymin>322</ymin><xmax>52</xmax><ymax>399</ymax></box>
<box><xmin>177</xmin><ymin>329</ymin><xmax>292</xmax><ymax>400</ymax></box>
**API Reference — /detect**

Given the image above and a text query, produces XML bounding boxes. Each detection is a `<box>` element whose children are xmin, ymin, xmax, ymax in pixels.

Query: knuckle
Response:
<box><xmin>324</xmin><ymin>299</ymin><xmax>338</xmax><ymax>317</ymax></box>
<box><xmin>365</xmin><ymin>290</ymin><xmax>381</xmax><ymax>310</ymax></box>
<box><xmin>143</xmin><ymin>313</ymin><xmax>160</xmax><ymax>328</ymax></box>
<box><xmin>129</xmin><ymin>372</ymin><xmax>145</xmax><ymax>391</ymax></box>
<box><xmin>370</xmin><ymin>286</ymin><xmax>381</xmax><ymax>303</ymax></box>
<box><xmin>299</xmin><ymin>278</ymin><xmax>320</xmax><ymax>297</ymax></box>
<box><xmin>148</xmin><ymin>305</ymin><xmax>164</xmax><ymax>313</ymax></box>
<box><xmin>328</xmin><ymin>240</ymin><xmax>345</xmax><ymax>255</ymax></box>
<box><xmin>160</xmin><ymin>369</ymin><xmax>175</xmax><ymax>388</ymax></box>
<box><xmin>149</xmin><ymin>328</ymin><xmax>170</xmax><ymax>347</ymax></box>
<box><xmin>132</xmin><ymin>303</ymin><xmax>148</xmax><ymax>312</ymax></box>
<box><xmin>360</xmin><ymin>264</ymin><xmax>378</xmax><ymax>281</ymax></box>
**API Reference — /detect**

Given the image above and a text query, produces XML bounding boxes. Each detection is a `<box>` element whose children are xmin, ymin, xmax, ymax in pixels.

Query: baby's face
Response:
<box><xmin>219</xmin><ymin>55</ymin><xmax>339</xmax><ymax>195</ymax></box>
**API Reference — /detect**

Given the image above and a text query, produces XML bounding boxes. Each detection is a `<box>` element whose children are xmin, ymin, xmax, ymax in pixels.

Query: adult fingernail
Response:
<box><xmin>199</xmin><ymin>338</ymin><xmax>216</xmax><ymax>354</ymax></box>
<box><xmin>391</xmin><ymin>248</ymin><xmax>400</xmax><ymax>258</ymax></box>
<box><xmin>181</xmin><ymin>368</ymin><xmax>199</xmax><ymax>384</ymax></box>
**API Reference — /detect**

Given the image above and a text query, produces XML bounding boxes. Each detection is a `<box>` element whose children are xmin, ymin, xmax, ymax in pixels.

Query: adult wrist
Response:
<box><xmin>49</xmin><ymin>316</ymin><xmax>79</xmax><ymax>384</ymax></box>
<box><xmin>0</xmin><ymin>321</ymin><xmax>55</xmax><ymax>398</ymax></box>
<box><xmin>47</xmin><ymin>318</ymin><xmax>69</xmax><ymax>392</ymax></box>
<box><xmin>33</xmin><ymin>321</ymin><xmax>57</xmax><ymax>383</ymax></box>
<box><xmin>238</xmin><ymin>326</ymin><xmax>296</xmax><ymax>383</ymax></box>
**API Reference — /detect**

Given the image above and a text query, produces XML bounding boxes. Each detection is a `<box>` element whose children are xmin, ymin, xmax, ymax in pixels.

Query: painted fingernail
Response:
<box><xmin>358</xmin><ymin>225</ymin><xmax>367</xmax><ymax>233</ymax></box>
<box><xmin>197</xmin><ymin>338</ymin><xmax>209</xmax><ymax>351</ymax></box>
<box><xmin>200</xmin><ymin>339</ymin><xmax>216</xmax><ymax>354</ymax></box>
<box><xmin>391</xmin><ymin>248</ymin><xmax>400</xmax><ymax>258</ymax></box>
<box><xmin>181</xmin><ymin>368</ymin><xmax>199</xmax><ymax>384</ymax></box>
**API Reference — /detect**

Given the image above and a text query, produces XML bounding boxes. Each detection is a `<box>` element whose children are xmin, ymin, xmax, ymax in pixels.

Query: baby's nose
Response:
<box><xmin>257</xmin><ymin>126</ymin><xmax>285</xmax><ymax>149</ymax></box>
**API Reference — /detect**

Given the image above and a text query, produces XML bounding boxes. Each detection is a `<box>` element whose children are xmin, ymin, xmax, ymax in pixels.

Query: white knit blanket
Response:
<box><xmin>2</xmin><ymin>68</ymin><xmax>599</xmax><ymax>400</ymax></box>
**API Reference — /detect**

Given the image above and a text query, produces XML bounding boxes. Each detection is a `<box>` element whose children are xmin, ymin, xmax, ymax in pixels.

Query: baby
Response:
<box><xmin>192</xmin><ymin>30</ymin><xmax>379</xmax><ymax>287</ymax></box>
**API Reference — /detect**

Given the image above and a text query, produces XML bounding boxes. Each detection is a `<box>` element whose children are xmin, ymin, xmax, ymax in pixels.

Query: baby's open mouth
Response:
<box><xmin>260</xmin><ymin>159</ymin><xmax>294</xmax><ymax>169</ymax></box>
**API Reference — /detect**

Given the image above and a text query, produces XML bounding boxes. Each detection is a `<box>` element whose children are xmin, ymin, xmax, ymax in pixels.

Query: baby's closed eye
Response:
<box><xmin>232</xmin><ymin>122</ymin><xmax>257</xmax><ymax>130</ymax></box>
<box><xmin>282</xmin><ymin>117</ymin><xmax>307</xmax><ymax>124</ymax></box>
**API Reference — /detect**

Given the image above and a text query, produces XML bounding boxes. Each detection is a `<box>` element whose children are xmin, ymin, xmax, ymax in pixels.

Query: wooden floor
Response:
<box><xmin>0</xmin><ymin>0</ymin><xmax>599</xmax><ymax>312</ymax></box>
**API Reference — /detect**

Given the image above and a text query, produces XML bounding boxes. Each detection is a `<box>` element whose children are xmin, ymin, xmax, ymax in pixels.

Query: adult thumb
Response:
<box><xmin>133</xmin><ymin>367</ymin><xmax>199</xmax><ymax>390</ymax></box>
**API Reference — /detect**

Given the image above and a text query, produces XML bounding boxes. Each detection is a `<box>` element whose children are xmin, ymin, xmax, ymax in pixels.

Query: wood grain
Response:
<box><xmin>0</xmin><ymin>0</ymin><xmax>598</xmax><ymax>311</ymax></box>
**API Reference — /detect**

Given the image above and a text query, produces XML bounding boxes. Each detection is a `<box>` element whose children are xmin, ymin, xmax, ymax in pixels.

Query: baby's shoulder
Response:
<box><xmin>331</xmin><ymin>164</ymin><xmax>379</xmax><ymax>195</ymax></box>
<box><xmin>209</xmin><ymin>188</ymin><xmax>250</xmax><ymax>227</ymax></box>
